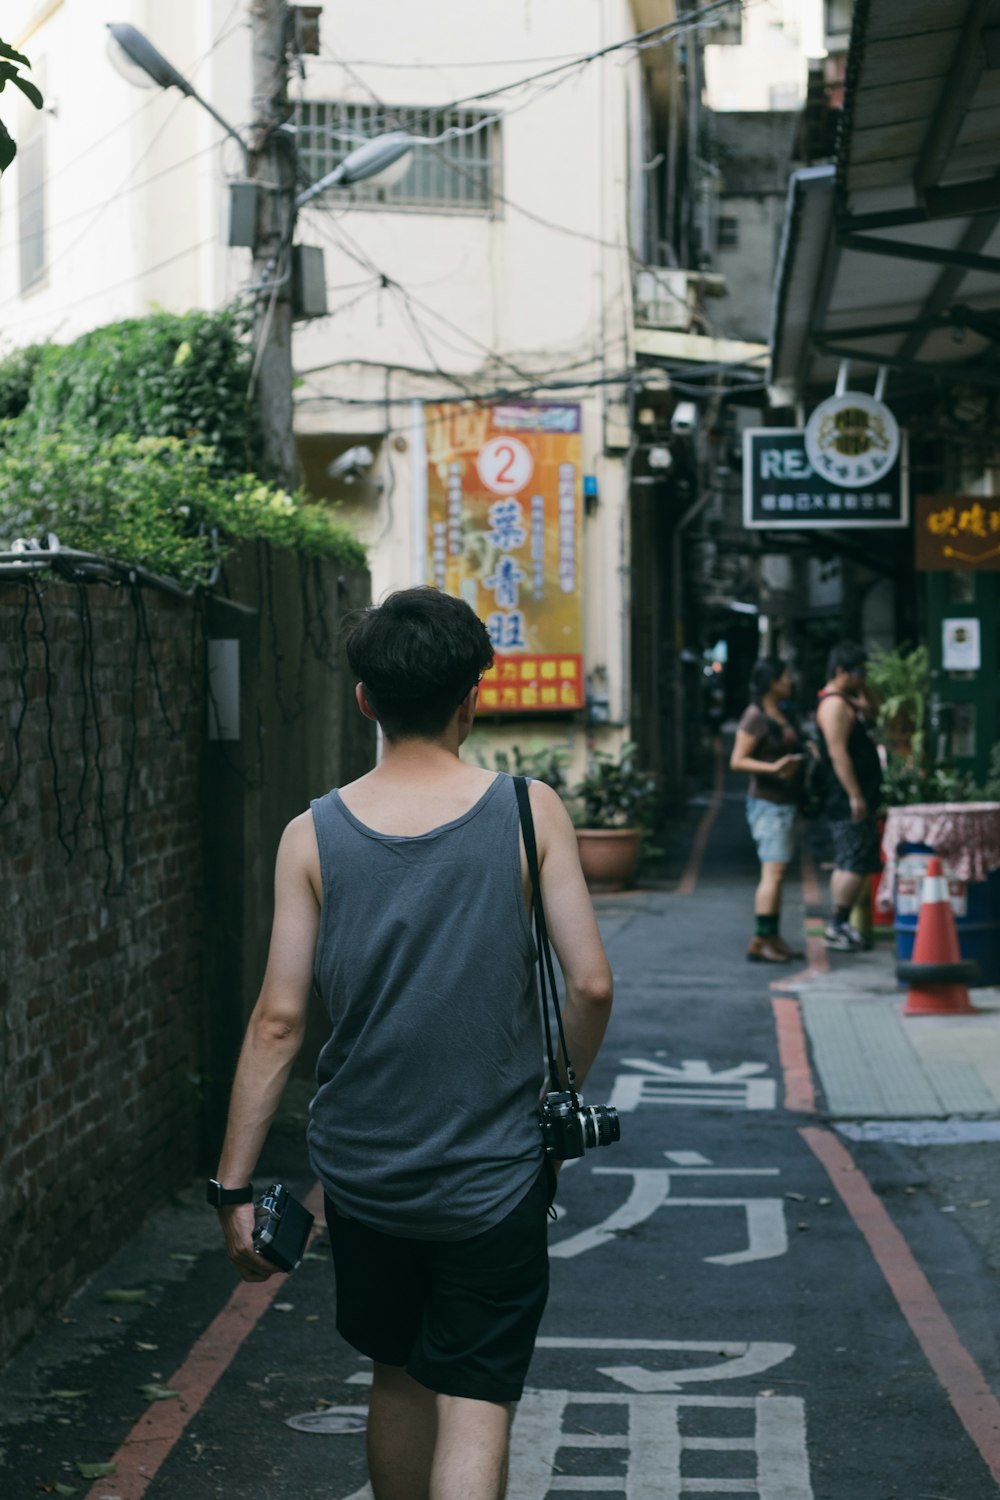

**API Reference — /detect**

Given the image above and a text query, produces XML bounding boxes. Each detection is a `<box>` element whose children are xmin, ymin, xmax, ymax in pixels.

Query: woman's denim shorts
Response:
<box><xmin>746</xmin><ymin>797</ymin><xmax>797</xmax><ymax>864</ymax></box>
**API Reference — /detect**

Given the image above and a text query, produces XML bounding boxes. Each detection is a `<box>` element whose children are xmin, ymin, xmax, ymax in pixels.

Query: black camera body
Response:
<box><xmin>539</xmin><ymin>1089</ymin><xmax>621</xmax><ymax>1160</ymax></box>
<box><xmin>253</xmin><ymin>1183</ymin><xmax>314</xmax><ymax>1272</ymax></box>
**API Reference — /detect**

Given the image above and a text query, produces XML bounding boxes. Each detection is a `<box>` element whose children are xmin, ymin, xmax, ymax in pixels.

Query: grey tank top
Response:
<box><xmin>307</xmin><ymin>773</ymin><xmax>545</xmax><ymax>1241</ymax></box>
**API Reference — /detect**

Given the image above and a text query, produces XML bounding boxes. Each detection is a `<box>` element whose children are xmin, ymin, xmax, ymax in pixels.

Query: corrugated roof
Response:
<box><xmin>770</xmin><ymin>0</ymin><xmax>1000</xmax><ymax>403</ymax></box>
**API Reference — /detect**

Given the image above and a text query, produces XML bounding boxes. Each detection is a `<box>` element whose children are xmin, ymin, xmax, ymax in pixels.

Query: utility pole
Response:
<box><xmin>249</xmin><ymin>0</ymin><xmax>298</xmax><ymax>489</ymax></box>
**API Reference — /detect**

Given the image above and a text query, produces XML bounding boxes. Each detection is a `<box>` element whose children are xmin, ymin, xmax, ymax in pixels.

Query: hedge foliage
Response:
<box><xmin>0</xmin><ymin>434</ymin><xmax>365</xmax><ymax>588</ymax></box>
<box><xmin>4</xmin><ymin>310</ymin><xmax>261</xmax><ymax>475</ymax></box>
<box><xmin>0</xmin><ymin>309</ymin><xmax>366</xmax><ymax>580</ymax></box>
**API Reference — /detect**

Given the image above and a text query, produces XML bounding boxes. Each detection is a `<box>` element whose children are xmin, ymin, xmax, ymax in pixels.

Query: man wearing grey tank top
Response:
<box><xmin>211</xmin><ymin>587</ymin><xmax>613</xmax><ymax>1500</ymax></box>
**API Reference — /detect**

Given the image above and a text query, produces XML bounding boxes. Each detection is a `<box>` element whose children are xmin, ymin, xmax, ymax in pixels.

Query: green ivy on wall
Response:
<box><xmin>0</xmin><ymin>309</ymin><xmax>366</xmax><ymax>581</ymax></box>
<box><xmin>0</xmin><ymin>434</ymin><xmax>365</xmax><ymax>586</ymax></box>
<box><xmin>6</xmin><ymin>310</ymin><xmax>262</xmax><ymax>477</ymax></box>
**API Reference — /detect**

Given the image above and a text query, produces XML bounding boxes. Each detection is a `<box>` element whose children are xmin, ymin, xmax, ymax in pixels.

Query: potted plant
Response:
<box><xmin>490</xmin><ymin>742</ymin><xmax>570</xmax><ymax>797</ymax></box>
<box><xmin>867</xmin><ymin>641</ymin><xmax>929</xmax><ymax>759</ymax></box>
<box><xmin>569</xmin><ymin>741</ymin><xmax>657</xmax><ymax>893</ymax></box>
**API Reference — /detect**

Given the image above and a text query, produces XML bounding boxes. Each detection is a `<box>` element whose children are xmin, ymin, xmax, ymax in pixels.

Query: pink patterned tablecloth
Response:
<box><xmin>879</xmin><ymin>803</ymin><xmax>1000</xmax><ymax>907</ymax></box>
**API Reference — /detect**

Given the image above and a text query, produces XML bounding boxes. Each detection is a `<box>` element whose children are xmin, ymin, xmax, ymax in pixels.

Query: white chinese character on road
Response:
<box><xmin>550</xmin><ymin>1151</ymin><xmax>786</xmax><ymax>1265</ymax></box>
<box><xmin>609</xmin><ymin>1057</ymin><xmax>776</xmax><ymax>1112</ymax></box>
<box><xmin>338</xmin><ymin>1342</ymin><xmax>812</xmax><ymax>1500</ymax></box>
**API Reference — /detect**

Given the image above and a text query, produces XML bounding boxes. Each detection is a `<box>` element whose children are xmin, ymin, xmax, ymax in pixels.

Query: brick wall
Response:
<box><xmin>0</xmin><ymin>580</ymin><xmax>204</xmax><ymax>1363</ymax></box>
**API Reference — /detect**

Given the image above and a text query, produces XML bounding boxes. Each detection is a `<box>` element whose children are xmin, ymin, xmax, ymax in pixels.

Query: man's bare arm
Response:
<box><xmin>214</xmin><ymin>812</ymin><xmax>321</xmax><ymax>1280</ymax></box>
<box><xmin>818</xmin><ymin>698</ymin><xmax>866</xmax><ymax>818</ymax></box>
<box><xmin>528</xmin><ymin>781</ymin><xmax>613</xmax><ymax>1092</ymax></box>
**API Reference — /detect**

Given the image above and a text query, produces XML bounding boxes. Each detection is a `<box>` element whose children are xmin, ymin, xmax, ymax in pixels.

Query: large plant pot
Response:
<box><xmin>576</xmin><ymin>827</ymin><xmax>642</xmax><ymax>893</ymax></box>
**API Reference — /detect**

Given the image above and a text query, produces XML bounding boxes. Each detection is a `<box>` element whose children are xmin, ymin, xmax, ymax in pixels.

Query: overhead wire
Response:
<box><xmin>0</xmin><ymin>139</ymin><xmax>221</xmax><ymax>258</ymax></box>
<box><xmin>1</xmin><ymin>238</ymin><xmax>218</xmax><ymax>336</ymax></box>
<box><xmin>310</xmin><ymin>0</ymin><xmax>749</xmax><ymax>125</ymax></box>
<box><xmin>0</xmin><ymin>1</ymin><xmax>250</xmax><ymax>315</ymax></box>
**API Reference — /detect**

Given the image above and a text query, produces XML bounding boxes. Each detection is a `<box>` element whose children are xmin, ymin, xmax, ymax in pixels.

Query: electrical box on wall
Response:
<box><xmin>227</xmin><ymin>181</ymin><xmax>258</xmax><ymax>247</ymax></box>
<box><xmin>292</xmin><ymin>245</ymin><xmax>328</xmax><ymax>319</ymax></box>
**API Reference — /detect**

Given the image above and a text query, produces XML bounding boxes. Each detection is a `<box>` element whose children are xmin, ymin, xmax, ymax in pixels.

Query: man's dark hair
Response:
<box><xmin>346</xmin><ymin>587</ymin><xmax>495</xmax><ymax>740</ymax></box>
<box><xmin>826</xmin><ymin>639</ymin><xmax>867</xmax><ymax>678</ymax></box>
<box><xmin>749</xmin><ymin>657</ymin><xmax>786</xmax><ymax>706</ymax></box>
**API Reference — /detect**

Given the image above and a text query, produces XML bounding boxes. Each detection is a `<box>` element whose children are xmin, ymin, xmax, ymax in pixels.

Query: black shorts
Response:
<box><xmin>324</xmin><ymin>1167</ymin><xmax>551</xmax><ymax>1404</ymax></box>
<box><xmin>828</xmin><ymin>816</ymin><xmax>883</xmax><ymax>876</ymax></box>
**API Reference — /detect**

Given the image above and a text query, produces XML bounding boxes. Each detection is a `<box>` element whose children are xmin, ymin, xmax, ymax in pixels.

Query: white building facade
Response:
<box><xmin>2</xmin><ymin>0</ymin><xmax>695</xmax><ymax>773</ymax></box>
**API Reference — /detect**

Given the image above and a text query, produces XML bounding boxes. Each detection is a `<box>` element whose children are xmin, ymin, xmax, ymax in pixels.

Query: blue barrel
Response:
<box><xmin>894</xmin><ymin>841</ymin><xmax>1000</xmax><ymax>985</ymax></box>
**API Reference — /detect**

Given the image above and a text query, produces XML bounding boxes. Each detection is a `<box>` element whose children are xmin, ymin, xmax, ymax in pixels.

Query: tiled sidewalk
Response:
<box><xmin>781</xmin><ymin>942</ymin><xmax>1000</xmax><ymax>1121</ymax></box>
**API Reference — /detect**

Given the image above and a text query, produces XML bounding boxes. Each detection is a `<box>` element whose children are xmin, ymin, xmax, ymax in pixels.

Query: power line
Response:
<box><xmin>0</xmin><ymin>93</ymin><xmax>190</xmax><ymax>313</ymax></box>
<box><xmin>295</xmin><ymin>366</ymin><xmax>639</xmax><ymax>408</ymax></box>
<box><xmin>309</xmin><ymin>49</ymin><xmax>588</xmax><ymax>71</ymax></box>
<box><xmin>0</xmin><ymin>238</ymin><xmax>218</xmax><ymax>336</ymax></box>
<box><xmin>7</xmin><ymin>3</ymin><xmax>247</xmax><ymax>227</ymax></box>
<box><xmin>316</xmin><ymin>0</ymin><xmax>746</xmax><ymax>122</ymax></box>
<box><xmin>0</xmin><ymin>2</ymin><xmax>250</xmax><ymax>314</ymax></box>
<box><xmin>0</xmin><ymin>140</ymin><xmax>220</xmax><ymax>258</ymax></box>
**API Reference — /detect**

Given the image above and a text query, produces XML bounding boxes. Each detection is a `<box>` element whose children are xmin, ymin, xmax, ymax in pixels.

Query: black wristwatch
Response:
<box><xmin>206</xmin><ymin>1179</ymin><xmax>254</xmax><ymax>1207</ymax></box>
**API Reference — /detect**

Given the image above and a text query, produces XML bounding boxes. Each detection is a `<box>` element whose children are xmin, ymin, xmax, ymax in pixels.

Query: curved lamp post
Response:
<box><xmin>107</xmin><ymin>22</ymin><xmax>414</xmax><ymax>202</ymax></box>
<box><xmin>294</xmin><ymin>130</ymin><xmax>414</xmax><ymax>208</ymax></box>
<box><xmin>107</xmin><ymin>23</ymin><xmax>250</xmax><ymax>169</ymax></box>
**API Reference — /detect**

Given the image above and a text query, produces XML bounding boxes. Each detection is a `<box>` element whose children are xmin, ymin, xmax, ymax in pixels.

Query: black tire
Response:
<box><xmin>896</xmin><ymin>959</ymin><xmax>980</xmax><ymax>986</ymax></box>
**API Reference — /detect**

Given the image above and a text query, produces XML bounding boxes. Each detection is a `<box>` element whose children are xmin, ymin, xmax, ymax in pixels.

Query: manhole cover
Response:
<box><xmin>285</xmin><ymin>1407</ymin><xmax>368</xmax><ymax>1434</ymax></box>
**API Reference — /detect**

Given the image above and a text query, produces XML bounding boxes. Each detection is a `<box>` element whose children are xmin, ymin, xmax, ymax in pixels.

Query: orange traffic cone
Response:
<box><xmin>898</xmin><ymin>856</ymin><xmax>978</xmax><ymax>1016</ymax></box>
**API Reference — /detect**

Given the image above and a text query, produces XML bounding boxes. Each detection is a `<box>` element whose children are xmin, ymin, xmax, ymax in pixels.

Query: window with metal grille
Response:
<box><xmin>294</xmin><ymin>101</ymin><xmax>500</xmax><ymax>213</ymax></box>
<box><xmin>717</xmin><ymin>215</ymin><xmax>739</xmax><ymax>249</ymax></box>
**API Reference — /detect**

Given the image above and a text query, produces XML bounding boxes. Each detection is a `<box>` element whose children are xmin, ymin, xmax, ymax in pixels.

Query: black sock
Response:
<box><xmin>833</xmin><ymin>905</ymin><xmax>851</xmax><ymax>926</ymax></box>
<box><xmin>755</xmin><ymin>914</ymin><xmax>779</xmax><ymax>938</ymax></box>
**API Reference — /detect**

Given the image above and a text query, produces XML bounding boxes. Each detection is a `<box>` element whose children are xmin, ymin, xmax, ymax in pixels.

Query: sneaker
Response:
<box><xmin>823</xmin><ymin>921</ymin><xmax>865</xmax><ymax>951</ymax></box>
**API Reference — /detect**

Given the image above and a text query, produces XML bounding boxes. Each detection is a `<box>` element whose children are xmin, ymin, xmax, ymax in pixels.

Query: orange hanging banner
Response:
<box><xmin>425</xmin><ymin>401</ymin><xmax>584</xmax><ymax>712</ymax></box>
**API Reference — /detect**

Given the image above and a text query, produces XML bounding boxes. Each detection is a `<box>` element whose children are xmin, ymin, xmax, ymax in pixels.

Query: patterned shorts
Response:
<box><xmin>828</xmin><ymin>816</ymin><xmax>883</xmax><ymax>875</ymax></box>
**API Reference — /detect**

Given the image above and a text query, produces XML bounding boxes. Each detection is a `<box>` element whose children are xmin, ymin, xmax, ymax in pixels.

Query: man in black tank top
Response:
<box><xmin>816</xmin><ymin>640</ymin><xmax>883</xmax><ymax>951</ymax></box>
<box><xmin>208</xmin><ymin>587</ymin><xmax>613</xmax><ymax>1500</ymax></box>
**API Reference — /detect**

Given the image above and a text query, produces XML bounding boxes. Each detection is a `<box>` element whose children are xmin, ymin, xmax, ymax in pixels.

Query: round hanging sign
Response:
<box><xmin>804</xmin><ymin>392</ymin><xmax>900</xmax><ymax>488</ymax></box>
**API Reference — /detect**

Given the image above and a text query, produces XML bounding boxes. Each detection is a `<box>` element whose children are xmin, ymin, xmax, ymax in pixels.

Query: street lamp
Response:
<box><xmin>105</xmin><ymin>15</ymin><xmax>415</xmax><ymax>487</ymax></box>
<box><xmin>107</xmin><ymin>22</ymin><xmax>414</xmax><ymax>206</ymax></box>
<box><xmin>106</xmin><ymin>23</ymin><xmax>250</xmax><ymax>169</ymax></box>
<box><xmin>294</xmin><ymin>130</ymin><xmax>414</xmax><ymax>208</ymax></box>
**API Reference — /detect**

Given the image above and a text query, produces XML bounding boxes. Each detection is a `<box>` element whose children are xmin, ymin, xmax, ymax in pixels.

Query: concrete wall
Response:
<box><xmin>711</xmin><ymin>111</ymin><xmax>800</xmax><ymax>343</ymax></box>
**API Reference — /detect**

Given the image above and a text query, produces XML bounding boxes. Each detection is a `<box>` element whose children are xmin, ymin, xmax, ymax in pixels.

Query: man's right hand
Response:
<box><xmin>218</xmin><ymin>1203</ymin><xmax>279</xmax><ymax>1283</ymax></box>
<box><xmin>849</xmin><ymin>793</ymin><xmax>869</xmax><ymax>823</ymax></box>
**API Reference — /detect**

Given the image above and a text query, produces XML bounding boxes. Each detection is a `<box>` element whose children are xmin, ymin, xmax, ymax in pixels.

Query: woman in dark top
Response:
<box><xmin>729</xmin><ymin>658</ymin><xmax>806</xmax><ymax>963</ymax></box>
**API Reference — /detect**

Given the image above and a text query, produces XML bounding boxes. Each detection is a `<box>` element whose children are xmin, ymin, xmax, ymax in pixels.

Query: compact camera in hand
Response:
<box><xmin>539</xmin><ymin>1090</ymin><xmax>621</xmax><ymax>1160</ymax></box>
<box><xmin>252</xmin><ymin>1183</ymin><xmax>314</xmax><ymax>1272</ymax></box>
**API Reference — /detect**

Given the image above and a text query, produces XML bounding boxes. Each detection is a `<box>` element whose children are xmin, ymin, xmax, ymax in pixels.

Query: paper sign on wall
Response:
<box><xmin>942</xmin><ymin>617</ymin><xmax>981</xmax><ymax>671</ymax></box>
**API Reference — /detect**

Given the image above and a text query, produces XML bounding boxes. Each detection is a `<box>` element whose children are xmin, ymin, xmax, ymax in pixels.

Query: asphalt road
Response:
<box><xmin>3</xmin><ymin>779</ymin><xmax>1000</xmax><ymax>1498</ymax></box>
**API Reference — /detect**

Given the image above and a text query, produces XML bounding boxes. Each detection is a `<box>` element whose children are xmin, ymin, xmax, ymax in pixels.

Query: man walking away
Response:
<box><xmin>816</xmin><ymin>640</ymin><xmax>883</xmax><ymax>951</ymax></box>
<box><xmin>210</xmin><ymin>586</ymin><xmax>614</xmax><ymax>1500</ymax></box>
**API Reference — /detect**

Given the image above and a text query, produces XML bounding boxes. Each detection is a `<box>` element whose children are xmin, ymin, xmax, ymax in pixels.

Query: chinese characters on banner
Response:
<box><xmin>425</xmin><ymin>401</ymin><xmax>584</xmax><ymax>711</ymax></box>
<box><xmin>915</xmin><ymin>494</ymin><xmax>1000</xmax><ymax>570</ymax></box>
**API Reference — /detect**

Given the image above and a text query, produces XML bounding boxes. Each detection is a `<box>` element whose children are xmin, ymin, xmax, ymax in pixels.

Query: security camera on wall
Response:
<box><xmin>670</xmin><ymin>401</ymin><xmax>698</xmax><ymax>435</ymax></box>
<box><xmin>327</xmin><ymin>446</ymin><xmax>376</xmax><ymax>483</ymax></box>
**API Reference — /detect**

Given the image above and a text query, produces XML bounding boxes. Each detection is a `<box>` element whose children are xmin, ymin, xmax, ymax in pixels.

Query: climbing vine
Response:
<box><xmin>0</xmin><ymin>433</ymin><xmax>364</xmax><ymax>585</ymax></box>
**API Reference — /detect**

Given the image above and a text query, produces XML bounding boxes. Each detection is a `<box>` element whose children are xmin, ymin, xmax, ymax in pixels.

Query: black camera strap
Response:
<box><xmin>513</xmin><ymin>776</ymin><xmax>577</xmax><ymax>1094</ymax></box>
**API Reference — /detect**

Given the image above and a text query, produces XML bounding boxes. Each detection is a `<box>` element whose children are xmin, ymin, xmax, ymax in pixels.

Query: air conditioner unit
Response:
<box><xmin>633</xmin><ymin>267</ymin><xmax>693</xmax><ymax>331</ymax></box>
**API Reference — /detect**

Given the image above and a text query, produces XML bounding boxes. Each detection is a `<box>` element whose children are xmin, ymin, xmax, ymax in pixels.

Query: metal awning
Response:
<box><xmin>770</xmin><ymin>0</ymin><xmax>1000</xmax><ymax>405</ymax></box>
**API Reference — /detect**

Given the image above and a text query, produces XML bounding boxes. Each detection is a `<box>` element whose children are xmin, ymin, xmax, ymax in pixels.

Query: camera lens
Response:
<box><xmin>581</xmin><ymin>1104</ymin><xmax>621</xmax><ymax>1148</ymax></box>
